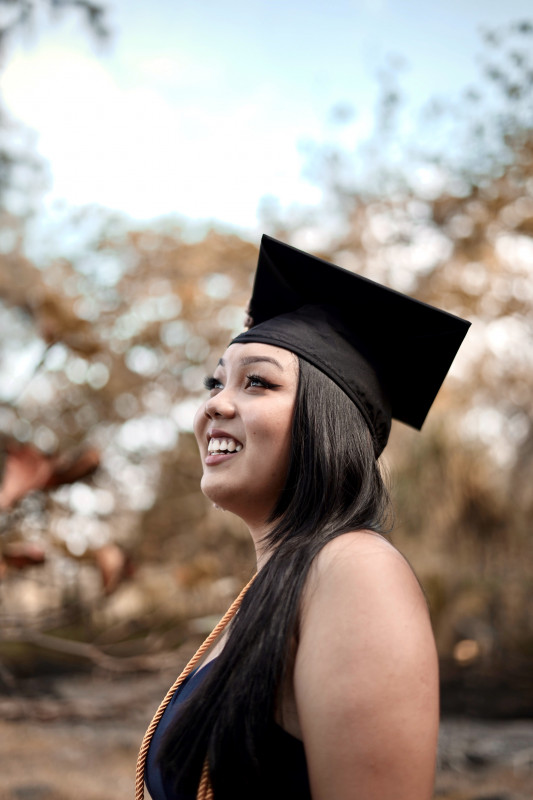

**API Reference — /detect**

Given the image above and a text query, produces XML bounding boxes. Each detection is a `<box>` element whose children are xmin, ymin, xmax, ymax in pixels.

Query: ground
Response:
<box><xmin>0</xmin><ymin>668</ymin><xmax>532</xmax><ymax>800</ymax></box>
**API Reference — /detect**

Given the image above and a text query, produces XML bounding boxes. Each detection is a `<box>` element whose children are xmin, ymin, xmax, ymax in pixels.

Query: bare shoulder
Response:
<box><xmin>314</xmin><ymin>528</ymin><xmax>417</xmax><ymax>575</ymax></box>
<box><xmin>294</xmin><ymin>531</ymin><xmax>439</xmax><ymax>800</ymax></box>
<box><xmin>303</xmin><ymin>530</ymin><xmax>428</xmax><ymax>622</ymax></box>
<box><xmin>299</xmin><ymin>529</ymin><xmax>436</xmax><ymax>676</ymax></box>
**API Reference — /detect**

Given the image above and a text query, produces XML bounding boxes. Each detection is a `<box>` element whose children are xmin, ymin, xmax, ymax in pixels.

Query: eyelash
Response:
<box><xmin>203</xmin><ymin>376</ymin><xmax>222</xmax><ymax>391</ymax></box>
<box><xmin>203</xmin><ymin>374</ymin><xmax>280</xmax><ymax>391</ymax></box>
<box><xmin>247</xmin><ymin>373</ymin><xmax>280</xmax><ymax>390</ymax></box>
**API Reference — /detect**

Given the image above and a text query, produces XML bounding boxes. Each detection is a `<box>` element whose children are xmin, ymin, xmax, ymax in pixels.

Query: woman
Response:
<box><xmin>137</xmin><ymin>235</ymin><xmax>471</xmax><ymax>800</ymax></box>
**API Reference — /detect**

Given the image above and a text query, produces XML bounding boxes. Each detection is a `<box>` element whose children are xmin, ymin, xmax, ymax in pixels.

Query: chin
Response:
<box><xmin>200</xmin><ymin>477</ymin><xmax>273</xmax><ymax>526</ymax></box>
<box><xmin>200</xmin><ymin>476</ymin><xmax>238</xmax><ymax>513</ymax></box>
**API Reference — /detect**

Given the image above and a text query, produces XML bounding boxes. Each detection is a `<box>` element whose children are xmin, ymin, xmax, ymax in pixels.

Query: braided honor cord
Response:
<box><xmin>135</xmin><ymin>575</ymin><xmax>256</xmax><ymax>800</ymax></box>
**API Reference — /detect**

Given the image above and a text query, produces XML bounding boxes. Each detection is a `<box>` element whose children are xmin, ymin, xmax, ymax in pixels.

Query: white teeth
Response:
<box><xmin>207</xmin><ymin>437</ymin><xmax>242</xmax><ymax>454</ymax></box>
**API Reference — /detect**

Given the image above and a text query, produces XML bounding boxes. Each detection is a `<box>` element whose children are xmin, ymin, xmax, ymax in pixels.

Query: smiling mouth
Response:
<box><xmin>207</xmin><ymin>437</ymin><xmax>243</xmax><ymax>456</ymax></box>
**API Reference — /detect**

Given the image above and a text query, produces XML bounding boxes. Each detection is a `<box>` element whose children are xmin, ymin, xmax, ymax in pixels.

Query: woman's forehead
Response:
<box><xmin>218</xmin><ymin>342</ymin><xmax>298</xmax><ymax>372</ymax></box>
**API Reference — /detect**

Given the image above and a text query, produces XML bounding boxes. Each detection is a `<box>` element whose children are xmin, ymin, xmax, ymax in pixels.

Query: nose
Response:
<box><xmin>204</xmin><ymin>390</ymin><xmax>236</xmax><ymax>419</ymax></box>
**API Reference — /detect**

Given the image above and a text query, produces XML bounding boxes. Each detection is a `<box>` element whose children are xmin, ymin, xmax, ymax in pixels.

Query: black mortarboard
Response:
<box><xmin>231</xmin><ymin>235</ymin><xmax>470</xmax><ymax>455</ymax></box>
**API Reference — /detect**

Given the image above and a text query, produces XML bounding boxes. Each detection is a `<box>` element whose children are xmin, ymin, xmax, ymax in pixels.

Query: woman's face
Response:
<box><xmin>194</xmin><ymin>342</ymin><xmax>298</xmax><ymax>527</ymax></box>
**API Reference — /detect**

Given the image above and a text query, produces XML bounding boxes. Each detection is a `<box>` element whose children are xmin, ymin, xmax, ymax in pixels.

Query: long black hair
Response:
<box><xmin>158</xmin><ymin>357</ymin><xmax>392</xmax><ymax>798</ymax></box>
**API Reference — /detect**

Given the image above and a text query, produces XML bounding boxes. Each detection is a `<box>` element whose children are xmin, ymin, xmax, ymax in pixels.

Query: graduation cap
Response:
<box><xmin>231</xmin><ymin>234</ymin><xmax>471</xmax><ymax>455</ymax></box>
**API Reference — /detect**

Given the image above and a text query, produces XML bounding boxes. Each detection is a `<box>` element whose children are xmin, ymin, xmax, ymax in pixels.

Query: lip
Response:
<box><xmin>205</xmin><ymin>451</ymin><xmax>240</xmax><ymax>466</ymax></box>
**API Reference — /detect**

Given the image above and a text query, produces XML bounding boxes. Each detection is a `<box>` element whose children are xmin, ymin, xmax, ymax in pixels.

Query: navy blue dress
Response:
<box><xmin>145</xmin><ymin>658</ymin><xmax>311</xmax><ymax>800</ymax></box>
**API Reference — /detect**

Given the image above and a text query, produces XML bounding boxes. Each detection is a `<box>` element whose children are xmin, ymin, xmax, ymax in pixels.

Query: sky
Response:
<box><xmin>2</xmin><ymin>0</ymin><xmax>533</xmax><ymax>232</ymax></box>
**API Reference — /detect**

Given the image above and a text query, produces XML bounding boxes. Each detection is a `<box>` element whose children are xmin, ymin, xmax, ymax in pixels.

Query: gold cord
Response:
<box><xmin>196</xmin><ymin>759</ymin><xmax>213</xmax><ymax>800</ymax></box>
<box><xmin>135</xmin><ymin>575</ymin><xmax>256</xmax><ymax>800</ymax></box>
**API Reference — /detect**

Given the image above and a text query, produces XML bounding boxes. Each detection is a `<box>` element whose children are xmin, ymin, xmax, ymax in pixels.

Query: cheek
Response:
<box><xmin>250</xmin><ymin>407</ymin><xmax>293</xmax><ymax>461</ymax></box>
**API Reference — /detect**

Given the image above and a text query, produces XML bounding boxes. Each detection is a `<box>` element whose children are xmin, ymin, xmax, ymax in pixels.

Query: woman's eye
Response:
<box><xmin>204</xmin><ymin>376</ymin><xmax>223</xmax><ymax>391</ymax></box>
<box><xmin>246</xmin><ymin>374</ymin><xmax>279</xmax><ymax>390</ymax></box>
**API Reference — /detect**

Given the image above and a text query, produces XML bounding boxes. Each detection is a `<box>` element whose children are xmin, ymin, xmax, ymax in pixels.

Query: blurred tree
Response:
<box><xmin>287</xmin><ymin>21</ymin><xmax>533</xmax><ymax>708</ymax></box>
<box><xmin>0</xmin><ymin>14</ymin><xmax>531</xmax><ymax>714</ymax></box>
<box><xmin>0</xmin><ymin>216</ymin><xmax>258</xmax><ymax>674</ymax></box>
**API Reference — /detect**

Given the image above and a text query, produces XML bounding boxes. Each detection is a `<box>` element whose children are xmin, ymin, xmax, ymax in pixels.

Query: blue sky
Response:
<box><xmin>3</xmin><ymin>0</ymin><xmax>533</xmax><ymax>231</ymax></box>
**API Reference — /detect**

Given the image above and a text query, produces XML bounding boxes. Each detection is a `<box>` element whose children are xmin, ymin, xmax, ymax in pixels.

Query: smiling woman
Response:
<box><xmin>136</xmin><ymin>235</ymin><xmax>471</xmax><ymax>800</ymax></box>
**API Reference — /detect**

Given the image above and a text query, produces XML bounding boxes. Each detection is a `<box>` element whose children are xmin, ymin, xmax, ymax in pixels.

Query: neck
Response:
<box><xmin>246</xmin><ymin>519</ymin><xmax>274</xmax><ymax>572</ymax></box>
<box><xmin>212</xmin><ymin>502</ymin><xmax>276</xmax><ymax>571</ymax></box>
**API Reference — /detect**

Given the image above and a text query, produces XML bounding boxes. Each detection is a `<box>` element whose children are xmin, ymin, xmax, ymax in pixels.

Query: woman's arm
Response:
<box><xmin>294</xmin><ymin>532</ymin><xmax>439</xmax><ymax>800</ymax></box>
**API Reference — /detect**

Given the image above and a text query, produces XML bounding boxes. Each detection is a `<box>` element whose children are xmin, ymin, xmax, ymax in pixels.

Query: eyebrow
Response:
<box><xmin>218</xmin><ymin>355</ymin><xmax>285</xmax><ymax>370</ymax></box>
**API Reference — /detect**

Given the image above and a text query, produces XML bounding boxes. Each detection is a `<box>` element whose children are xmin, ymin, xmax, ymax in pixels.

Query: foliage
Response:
<box><xmin>0</xmin><ymin>221</ymin><xmax>257</xmax><ymax>654</ymax></box>
<box><xmin>266</xmin><ymin>21</ymin><xmax>533</xmax><ymax>697</ymax></box>
<box><xmin>0</xmin><ymin>18</ymin><xmax>532</xmax><ymax>709</ymax></box>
